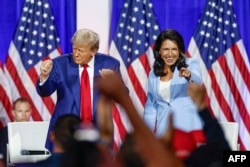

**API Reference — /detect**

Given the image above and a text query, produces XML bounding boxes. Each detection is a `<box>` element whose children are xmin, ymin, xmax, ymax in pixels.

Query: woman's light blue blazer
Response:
<box><xmin>143</xmin><ymin>57</ymin><xmax>204</xmax><ymax>137</ymax></box>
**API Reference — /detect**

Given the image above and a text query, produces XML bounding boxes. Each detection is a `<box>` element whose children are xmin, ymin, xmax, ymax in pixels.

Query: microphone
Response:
<box><xmin>21</xmin><ymin>149</ymin><xmax>50</xmax><ymax>155</ymax></box>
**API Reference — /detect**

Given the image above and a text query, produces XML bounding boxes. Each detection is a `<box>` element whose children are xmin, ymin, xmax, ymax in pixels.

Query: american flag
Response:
<box><xmin>0</xmin><ymin>61</ymin><xmax>13</xmax><ymax>127</ymax></box>
<box><xmin>109</xmin><ymin>0</ymin><xmax>160</xmax><ymax>148</ymax></box>
<box><xmin>187</xmin><ymin>0</ymin><xmax>250</xmax><ymax>150</ymax></box>
<box><xmin>2</xmin><ymin>0</ymin><xmax>61</xmax><ymax>124</ymax></box>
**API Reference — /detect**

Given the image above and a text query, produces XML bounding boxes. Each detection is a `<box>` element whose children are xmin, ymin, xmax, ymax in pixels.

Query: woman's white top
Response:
<box><xmin>159</xmin><ymin>79</ymin><xmax>171</xmax><ymax>102</ymax></box>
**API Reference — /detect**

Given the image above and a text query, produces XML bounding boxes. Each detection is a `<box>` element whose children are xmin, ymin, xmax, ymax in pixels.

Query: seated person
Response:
<box><xmin>61</xmin><ymin>94</ymin><xmax>115</xmax><ymax>167</ymax></box>
<box><xmin>0</xmin><ymin>97</ymin><xmax>32</xmax><ymax>166</ymax></box>
<box><xmin>33</xmin><ymin>114</ymin><xmax>81</xmax><ymax>167</ymax></box>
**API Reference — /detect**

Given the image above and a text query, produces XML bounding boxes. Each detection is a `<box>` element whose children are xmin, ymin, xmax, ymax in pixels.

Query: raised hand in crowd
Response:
<box><xmin>187</xmin><ymin>83</ymin><xmax>207</xmax><ymax>111</ymax></box>
<box><xmin>184</xmin><ymin>83</ymin><xmax>231</xmax><ymax>167</ymax></box>
<box><xmin>96</xmin><ymin>71</ymin><xmax>184</xmax><ymax>167</ymax></box>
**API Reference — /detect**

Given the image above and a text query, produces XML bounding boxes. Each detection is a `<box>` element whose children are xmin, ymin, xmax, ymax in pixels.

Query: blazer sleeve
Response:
<box><xmin>187</xmin><ymin>58</ymin><xmax>202</xmax><ymax>84</ymax></box>
<box><xmin>36</xmin><ymin>58</ymin><xmax>59</xmax><ymax>96</ymax></box>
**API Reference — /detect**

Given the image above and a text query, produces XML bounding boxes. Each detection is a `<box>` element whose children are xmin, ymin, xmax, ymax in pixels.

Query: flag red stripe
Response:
<box><xmin>0</xmin><ymin>62</ymin><xmax>13</xmax><ymax>123</ymax></box>
<box><xmin>27</xmin><ymin>67</ymin><xmax>40</xmax><ymax>84</ymax></box>
<box><xmin>139</xmin><ymin>53</ymin><xmax>151</xmax><ymax>76</ymax></box>
<box><xmin>218</xmin><ymin>54</ymin><xmax>250</xmax><ymax>133</ymax></box>
<box><xmin>0</xmin><ymin>86</ymin><xmax>13</xmax><ymax>122</ymax></box>
<box><xmin>5</xmin><ymin>56</ymin><xmax>43</xmax><ymax>121</ymax></box>
<box><xmin>231</xmin><ymin>44</ymin><xmax>250</xmax><ymax>90</ymax></box>
<box><xmin>238</xmin><ymin>137</ymin><xmax>246</xmax><ymax>151</ymax></box>
<box><xmin>113</xmin><ymin>141</ymin><xmax>118</xmax><ymax>152</ymax></box>
<box><xmin>112</xmin><ymin>105</ymin><xmax>127</xmax><ymax>142</ymax></box>
<box><xmin>209</xmin><ymin>69</ymin><xmax>235</xmax><ymax>121</ymax></box>
<box><xmin>40</xmin><ymin>97</ymin><xmax>55</xmax><ymax>115</ymax></box>
<box><xmin>127</xmin><ymin>66</ymin><xmax>147</xmax><ymax>105</ymax></box>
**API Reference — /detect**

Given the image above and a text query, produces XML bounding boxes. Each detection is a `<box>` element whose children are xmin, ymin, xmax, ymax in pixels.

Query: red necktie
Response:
<box><xmin>80</xmin><ymin>64</ymin><xmax>92</xmax><ymax>122</ymax></box>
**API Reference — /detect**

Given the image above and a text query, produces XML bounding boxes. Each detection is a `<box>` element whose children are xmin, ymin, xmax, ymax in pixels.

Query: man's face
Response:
<box><xmin>13</xmin><ymin>102</ymin><xmax>32</xmax><ymax>122</ymax></box>
<box><xmin>72</xmin><ymin>44</ymin><xmax>96</xmax><ymax>65</ymax></box>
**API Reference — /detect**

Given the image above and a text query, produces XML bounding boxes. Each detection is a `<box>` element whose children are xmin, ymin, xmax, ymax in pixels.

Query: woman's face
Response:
<box><xmin>159</xmin><ymin>39</ymin><xmax>180</xmax><ymax>67</ymax></box>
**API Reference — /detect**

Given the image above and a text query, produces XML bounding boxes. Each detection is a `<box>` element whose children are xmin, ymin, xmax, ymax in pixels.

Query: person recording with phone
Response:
<box><xmin>143</xmin><ymin>29</ymin><xmax>206</xmax><ymax>159</ymax></box>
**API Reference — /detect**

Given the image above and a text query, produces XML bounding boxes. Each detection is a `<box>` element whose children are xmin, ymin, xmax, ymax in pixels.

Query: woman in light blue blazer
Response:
<box><xmin>143</xmin><ymin>29</ymin><xmax>206</xmax><ymax>158</ymax></box>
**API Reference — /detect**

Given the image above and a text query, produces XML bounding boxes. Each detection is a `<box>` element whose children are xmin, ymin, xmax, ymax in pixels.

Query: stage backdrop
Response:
<box><xmin>0</xmin><ymin>0</ymin><xmax>249</xmax><ymax>150</ymax></box>
<box><xmin>1</xmin><ymin>0</ymin><xmax>250</xmax><ymax>62</ymax></box>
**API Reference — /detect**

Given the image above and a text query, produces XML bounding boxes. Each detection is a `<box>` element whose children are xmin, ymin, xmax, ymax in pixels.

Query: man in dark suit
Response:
<box><xmin>36</xmin><ymin>28</ymin><xmax>121</xmax><ymax>151</ymax></box>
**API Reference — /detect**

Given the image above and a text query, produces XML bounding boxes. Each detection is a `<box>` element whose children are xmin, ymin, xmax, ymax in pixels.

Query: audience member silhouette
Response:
<box><xmin>97</xmin><ymin>69</ymin><xmax>184</xmax><ymax>167</ymax></box>
<box><xmin>61</xmin><ymin>91</ymin><xmax>115</xmax><ymax>167</ymax></box>
<box><xmin>184</xmin><ymin>83</ymin><xmax>231</xmax><ymax>167</ymax></box>
<box><xmin>17</xmin><ymin>114</ymin><xmax>81</xmax><ymax>167</ymax></box>
<box><xmin>61</xmin><ymin>123</ymin><xmax>114</xmax><ymax>167</ymax></box>
<box><xmin>115</xmin><ymin>133</ymin><xmax>145</xmax><ymax>167</ymax></box>
<box><xmin>16</xmin><ymin>72</ymin><xmax>231</xmax><ymax>167</ymax></box>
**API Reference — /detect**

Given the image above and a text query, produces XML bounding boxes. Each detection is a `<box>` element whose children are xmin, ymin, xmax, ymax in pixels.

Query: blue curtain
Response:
<box><xmin>0</xmin><ymin>0</ymin><xmax>249</xmax><ymax>62</ymax></box>
<box><xmin>0</xmin><ymin>0</ymin><xmax>76</xmax><ymax>63</ymax></box>
<box><xmin>111</xmin><ymin>0</ymin><xmax>250</xmax><ymax>61</ymax></box>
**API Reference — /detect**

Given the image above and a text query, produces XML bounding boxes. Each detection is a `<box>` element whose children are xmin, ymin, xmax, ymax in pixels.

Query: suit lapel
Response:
<box><xmin>67</xmin><ymin>57</ymin><xmax>81</xmax><ymax>111</ymax></box>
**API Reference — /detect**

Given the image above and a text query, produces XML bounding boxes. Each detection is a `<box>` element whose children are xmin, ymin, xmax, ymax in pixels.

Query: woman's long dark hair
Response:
<box><xmin>153</xmin><ymin>29</ymin><xmax>187</xmax><ymax>76</ymax></box>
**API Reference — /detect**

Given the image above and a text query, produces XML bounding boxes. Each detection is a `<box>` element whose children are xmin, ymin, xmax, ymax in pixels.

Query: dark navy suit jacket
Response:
<box><xmin>36</xmin><ymin>53</ymin><xmax>121</xmax><ymax>151</ymax></box>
